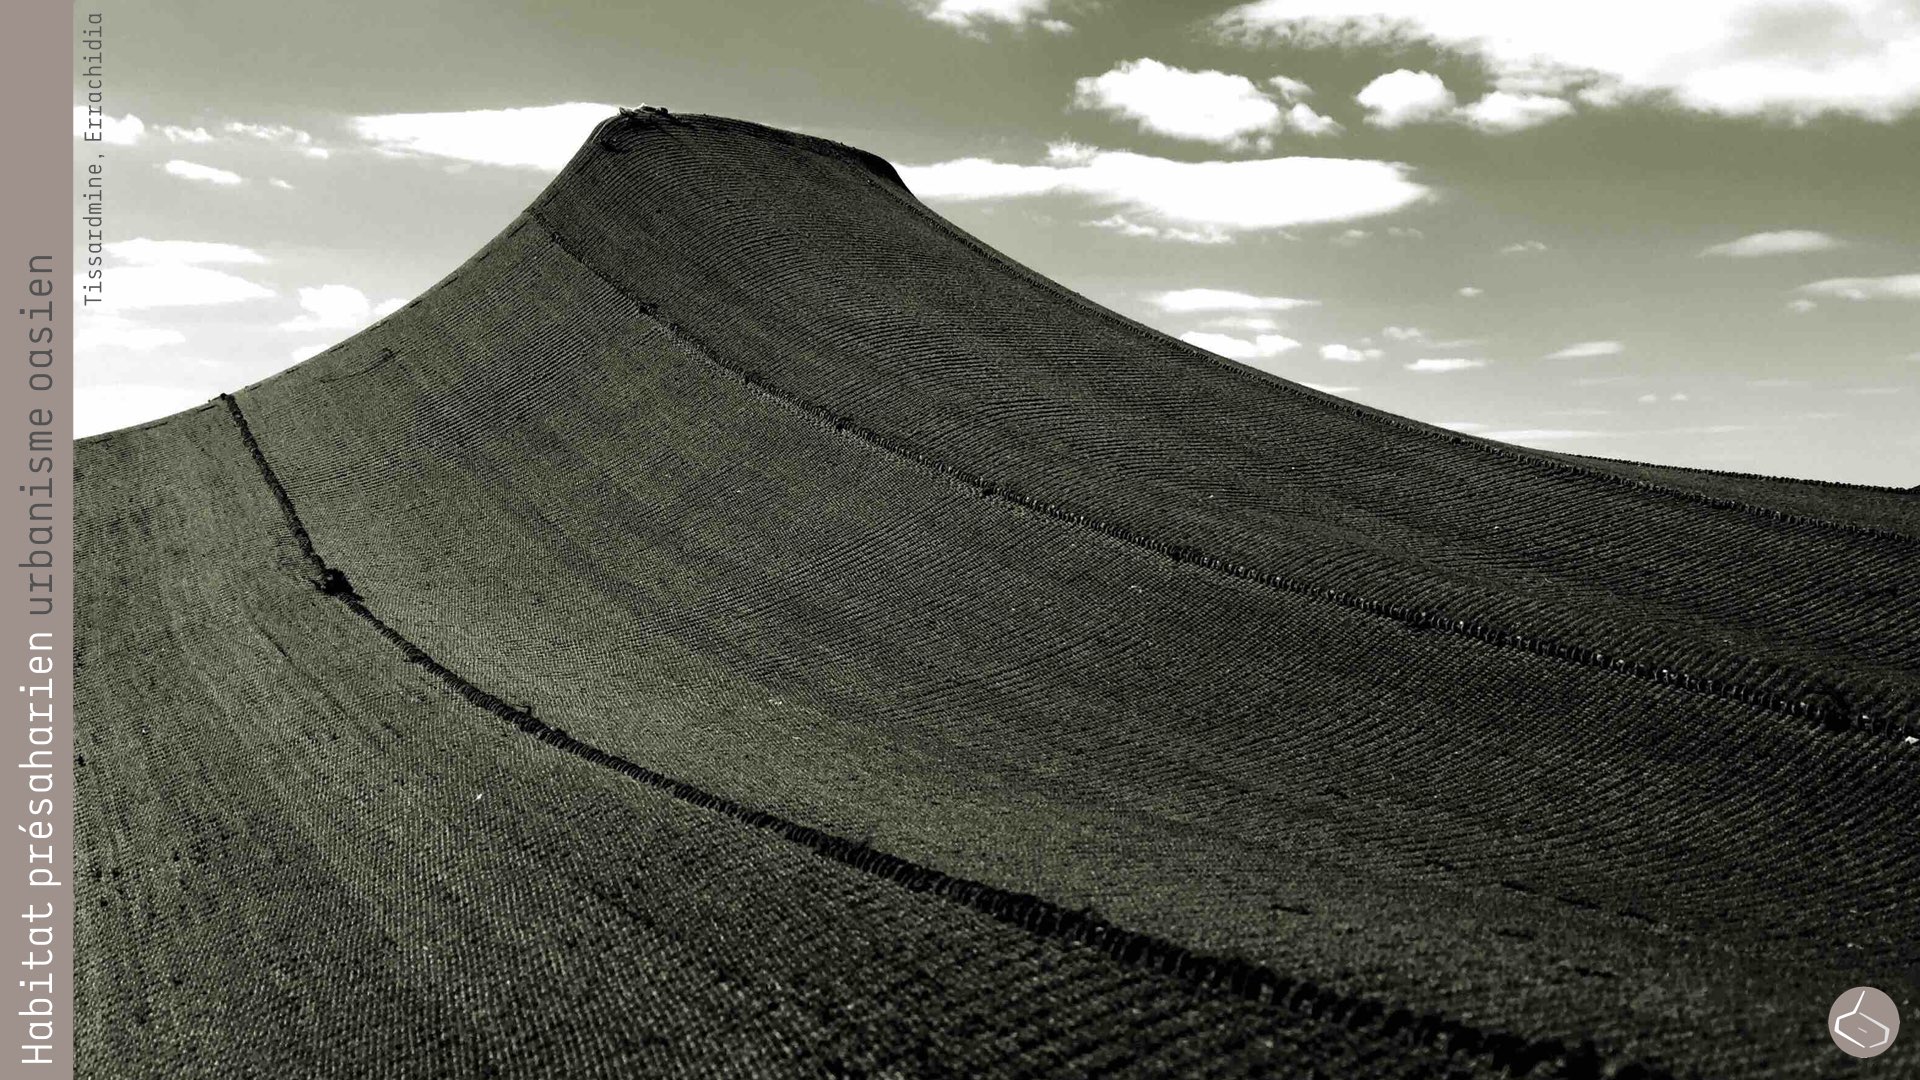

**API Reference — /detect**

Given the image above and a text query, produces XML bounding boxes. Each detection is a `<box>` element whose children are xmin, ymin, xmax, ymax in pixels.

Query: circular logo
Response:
<box><xmin>1830</xmin><ymin>987</ymin><xmax>1900</xmax><ymax>1059</ymax></box>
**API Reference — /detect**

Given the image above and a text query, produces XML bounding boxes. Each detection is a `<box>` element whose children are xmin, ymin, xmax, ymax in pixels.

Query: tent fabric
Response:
<box><xmin>76</xmin><ymin>110</ymin><xmax>1919</xmax><ymax>1078</ymax></box>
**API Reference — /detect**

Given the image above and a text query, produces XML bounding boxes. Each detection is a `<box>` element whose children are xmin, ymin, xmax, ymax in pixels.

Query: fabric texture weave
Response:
<box><xmin>75</xmin><ymin>110</ymin><xmax>1920</xmax><ymax>1079</ymax></box>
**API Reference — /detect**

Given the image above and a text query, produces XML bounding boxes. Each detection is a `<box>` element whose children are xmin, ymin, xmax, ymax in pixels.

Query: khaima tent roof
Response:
<box><xmin>76</xmin><ymin>109</ymin><xmax>1918</xmax><ymax>1079</ymax></box>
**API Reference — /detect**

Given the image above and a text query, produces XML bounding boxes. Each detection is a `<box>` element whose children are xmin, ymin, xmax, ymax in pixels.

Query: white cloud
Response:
<box><xmin>1458</xmin><ymin>91</ymin><xmax>1575</xmax><ymax>131</ymax></box>
<box><xmin>1088</xmin><ymin>215</ymin><xmax>1234</xmax><ymax>244</ymax></box>
<box><xmin>221</xmin><ymin>121</ymin><xmax>331</xmax><ymax>159</ymax></box>
<box><xmin>279</xmin><ymin>284</ymin><xmax>404</xmax><ymax>332</ymax></box>
<box><xmin>1319</xmin><ymin>343</ymin><xmax>1382</xmax><ymax>361</ymax></box>
<box><xmin>1795</xmin><ymin>273</ymin><xmax>1920</xmax><ymax>300</ymax></box>
<box><xmin>1437</xmin><ymin>420</ymin><xmax>1485</xmax><ymax>431</ymax></box>
<box><xmin>1180</xmin><ymin>331</ymin><xmax>1303</xmax><ymax>360</ymax></box>
<box><xmin>911</xmin><ymin>0</ymin><xmax>1060</xmax><ymax>30</ymax></box>
<box><xmin>1700</xmin><ymin>230</ymin><xmax>1844</xmax><ymax>257</ymax></box>
<box><xmin>1286</xmin><ymin>102</ymin><xmax>1345</xmax><ymax>135</ymax></box>
<box><xmin>160</xmin><ymin>125</ymin><xmax>214</xmax><ymax>143</ymax></box>
<box><xmin>1153</xmin><ymin>288</ymin><xmax>1316</xmax><ymax>313</ymax></box>
<box><xmin>270</xmin><ymin>178</ymin><xmax>295</xmax><ymax>190</ymax></box>
<box><xmin>105</xmin><ymin>239</ymin><xmax>267</xmax><ymax>265</ymax></box>
<box><xmin>78</xmin><ymin>237</ymin><xmax>275</xmax><ymax>311</ymax></box>
<box><xmin>1382</xmin><ymin>325</ymin><xmax>1424</xmax><ymax>340</ymax></box>
<box><xmin>1786</xmin><ymin>297</ymin><xmax>1820</xmax><ymax>313</ymax></box>
<box><xmin>83</xmin><ymin>266</ymin><xmax>273</xmax><ymax>310</ymax></box>
<box><xmin>1546</xmin><ymin>339</ymin><xmax>1624</xmax><ymax>358</ymax></box>
<box><xmin>1356</xmin><ymin>69</ymin><xmax>1457</xmax><ymax>127</ymax></box>
<box><xmin>1216</xmin><ymin>0</ymin><xmax>1920</xmax><ymax>120</ymax></box>
<box><xmin>1355</xmin><ymin>71</ymin><xmax>1574</xmax><ymax>131</ymax></box>
<box><xmin>163</xmin><ymin>160</ymin><xmax>244</xmax><ymax>185</ymax></box>
<box><xmin>353</xmin><ymin>102</ymin><xmax>615</xmax><ymax>170</ymax></box>
<box><xmin>1501</xmin><ymin>240</ymin><xmax>1549</xmax><ymax>254</ymax></box>
<box><xmin>1457</xmin><ymin>285</ymin><xmax>1483</xmax><ymax>298</ymax></box>
<box><xmin>72</xmin><ymin>107</ymin><xmax>144</xmax><ymax>145</ymax></box>
<box><xmin>1208</xmin><ymin>315</ymin><xmax>1282</xmax><ymax>331</ymax></box>
<box><xmin>1074</xmin><ymin>59</ymin><xmax>1288</xmax><ymax>146</ymax></box>
<box><xmin>290</xmin><ymin>344</ymin><xmax>329</xmax><ymax>363</ymax></box>
<box><xmin>1301</xmin><ymin>381</ymin><xmax>1358</xmax><ymax>394</ymax></box>
<box><xmin>1407</xmin><ymin>357</ymin><xmax>1484</xmax><ymax>372</ymax></box>
<box><xmin>904</xmin><ymin>147</ymin><xmax>1432</xmax><ymax>234</ymax></box>
<box><xmin>1269</xmin><ymin>75</ymin><xmax>1314</xmax><ymax>101</ymax></box>
<box><xmin>75</xmin><ymin>315</ymin><xmax>187</xmax><ymax>353</ymax></box>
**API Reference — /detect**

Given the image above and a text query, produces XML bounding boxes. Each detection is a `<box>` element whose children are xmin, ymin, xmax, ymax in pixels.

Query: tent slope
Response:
<box><xmin>75</xmin><ymin>110</ymin><xmax>1918</xmax><ymax>1079</ymax></box>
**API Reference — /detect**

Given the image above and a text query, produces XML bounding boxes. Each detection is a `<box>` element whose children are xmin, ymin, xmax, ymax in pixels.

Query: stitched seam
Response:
<box><xmin>217</xmin><ymin>391</ymin><xmax>1654</xmax><ymax>1080</ymax></box>
<box><xmin>806</xmin><ymin>119</ymin><xmax>1917</xmax><ymax>543</ymax></box>
<box><xmin>525</xmin><ymin>211</ymin><xmax>1915</xmax><ymax>743</ymax></box>
<box><xmin>594</xmin><ymin>113</ymin><xmax>1913</xmax><ymax>537</ymax></box>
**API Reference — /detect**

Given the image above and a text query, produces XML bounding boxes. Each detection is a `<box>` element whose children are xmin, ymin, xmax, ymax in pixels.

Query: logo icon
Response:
<box><xmin>1830</xmin><ymin>987</ymin><xmax>1900</xmax><ymax>1059</ymax></box>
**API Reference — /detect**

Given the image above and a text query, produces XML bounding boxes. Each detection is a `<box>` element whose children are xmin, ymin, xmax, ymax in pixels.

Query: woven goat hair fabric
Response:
<box><xmin>75</xmin><ymin>111</ymin><xmax>1920</xmax><ymax>1079</ymax></box>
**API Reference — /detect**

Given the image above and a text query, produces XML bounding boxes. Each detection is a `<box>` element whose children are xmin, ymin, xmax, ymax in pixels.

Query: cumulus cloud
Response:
<box><xmin>1501</xmin><ymin>240</ymin><xmax>1549</xmax><ymax>254</ymax></box>
<box><xmin>105</xmin><ymin>239</ymin><xmax>267</xmax><ymax>265</ymax></box>
<box><xmin>1457</xmin><ymin>285</ymin><xmax>1483</xmax><ymax>298</ymax></box>
<box><xmin>1356</xmin><ymin>70</ymin><xmax>1456</xmax><ymax>127</ymax></box>
<box><xmin>1795</xmin><ymin>273</ymin><xmax>1920</xmax><ymax>300</ymax></box>
<box><xmin>278</xmin><ymin>285</ymin><xmax>407</xmax><ymax>332</ymax></box>
<box><xmin>909</xmin><ymin>0</ymin><xmax>1066</xmax><ymax>31</ymax></box>
<box><xmin>1319</xmin><ymin>343</ymin><xmax>1382</xmax><ymax>362</ymax></box>
<box><xmin>1074</xmin><ymin>59</ymin><xmax>1287</xmax><ymax>146</ymax></box>
<box><xmin>224</xmin><ymin>121</ymin><xmax>330</xmax><ymax>159</ymax></box>
<box><xmin>1269</xmin><ymin>75</ymin><xmax>1314</xmax><ymax>102</ymax></box>
<box><xmin>1215</xmin><ymin>1</ymin><xmax>1920</xmax><ymax>120</ymax></box>
<box><xmin>1356</xmin><ymin>70</ymin><xmax>1573</xmax><ymax>131</ymax></box>
<box><xmin>1700</xmin><ymin>230</ymin><xmax>1845</xmax><ymax>257</ymax></box>
<box><xmin>354</xmin><ymin>102</ymin><xmax>616</xmax><ymax>170</ymax></box>
<box><xmin>1546</xmin><ymin>339</ymin><xmax>1624</xmax><ymax>358</ymax></box>
<box><xmin>902</xmin><ymin>148</ymin><xmax>1429</xmax><ymax>234</ymax></box>
<box><xmin>90</xmin><ymin>266</ymin><xmax>273</xmax><ymax>309</ymax></box>
<box><xmin>1286</xmin><ymin>102</ymin><xmax>1345</xmax><ymax>135</ymax></box>
<box><xmin>1407</xmin><ymin>357</ymin><xmax>1484</xmax><ymax>372</ymax></box>
<box><xmin>75</xmin><ymin>236</ymin><xmax>275</xmax><ymax>315</ymax></box>
<box><xmin>73</xmin><ymin>107</ymin><xmax>144</xmax><ymax>145</ymax></box>
<box><xmin>1088</xmin><ymin>215</ymin><xmax>1234</xmax><ymax>244</ymax></box>
<box><xmin>1458</xmin><ymin>91</ymin><xmax>1575</xmax><ymax>131</ymax></box>
<box><xmin>75</xmin><ymin>316</ymin><xmax>187</xmax><ymax>353</ymax></box>
<box><xmin>163</xmin><ymin>160</ymin><xmax>244</xmax><ymax>185</ymax></box>
<box><xmin>1153</xmin><ymin>288</ymin><xmax>1317</xmax><ymax>313</ymax></box>
<box><xmin>159</xmin><ymin>124</ymin><xmax>214</xmax><ymax>144</ymax></box>
<box><xmin>1208</xmin><ymin>315</ymin><xmax>1282</xmax><ymax>331</ymax></box>
<box><xmin>1072</xmin><ymin>61</ymin><xmax>1346</xmax><ymax>146</ymax></box>
<box><xmin>1381</xmin><ymin>325</ymin><xmax>1424</xmax><ymax>340</ymax></box>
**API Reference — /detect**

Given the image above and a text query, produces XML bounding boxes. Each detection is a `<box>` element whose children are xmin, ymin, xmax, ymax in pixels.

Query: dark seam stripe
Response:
<box><xmin>216</xmin><ymin>391</ymin><xmax>1669</xmax><ymax>1080</ymax></box>
<box><xmin>522</xmin><ymin>211</ymin><xmax>1914</xmax><ymax>744</ymax></box>
<box><xmin>821</xmin><ymin>126</ymin><xmax>1918</xmax><ymax>542</ymax></box>
<box><xmin>592</xmin><ymin>112</ymin><xmax>1914</xmax><ymax>537</ymax></box>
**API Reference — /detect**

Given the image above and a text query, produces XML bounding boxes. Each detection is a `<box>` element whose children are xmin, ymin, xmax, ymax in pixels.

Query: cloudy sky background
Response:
<box><xmin>72</xmin><ymin>0</ymin><xmax>1920</xmax><ymax>484</ymax></box>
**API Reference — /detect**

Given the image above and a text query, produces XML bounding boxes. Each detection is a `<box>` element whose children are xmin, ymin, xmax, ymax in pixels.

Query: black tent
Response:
<box><xmin>76</xmin><ymin>110</ymin><xmax>1920</xmax><ymax>1078</ymax></box>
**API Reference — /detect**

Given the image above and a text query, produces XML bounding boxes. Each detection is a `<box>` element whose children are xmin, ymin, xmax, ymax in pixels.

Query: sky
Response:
<box><xmin>70</xmin><ymin>0</ymin><xmax>1920</xmax><ymax>485</ymax></box>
